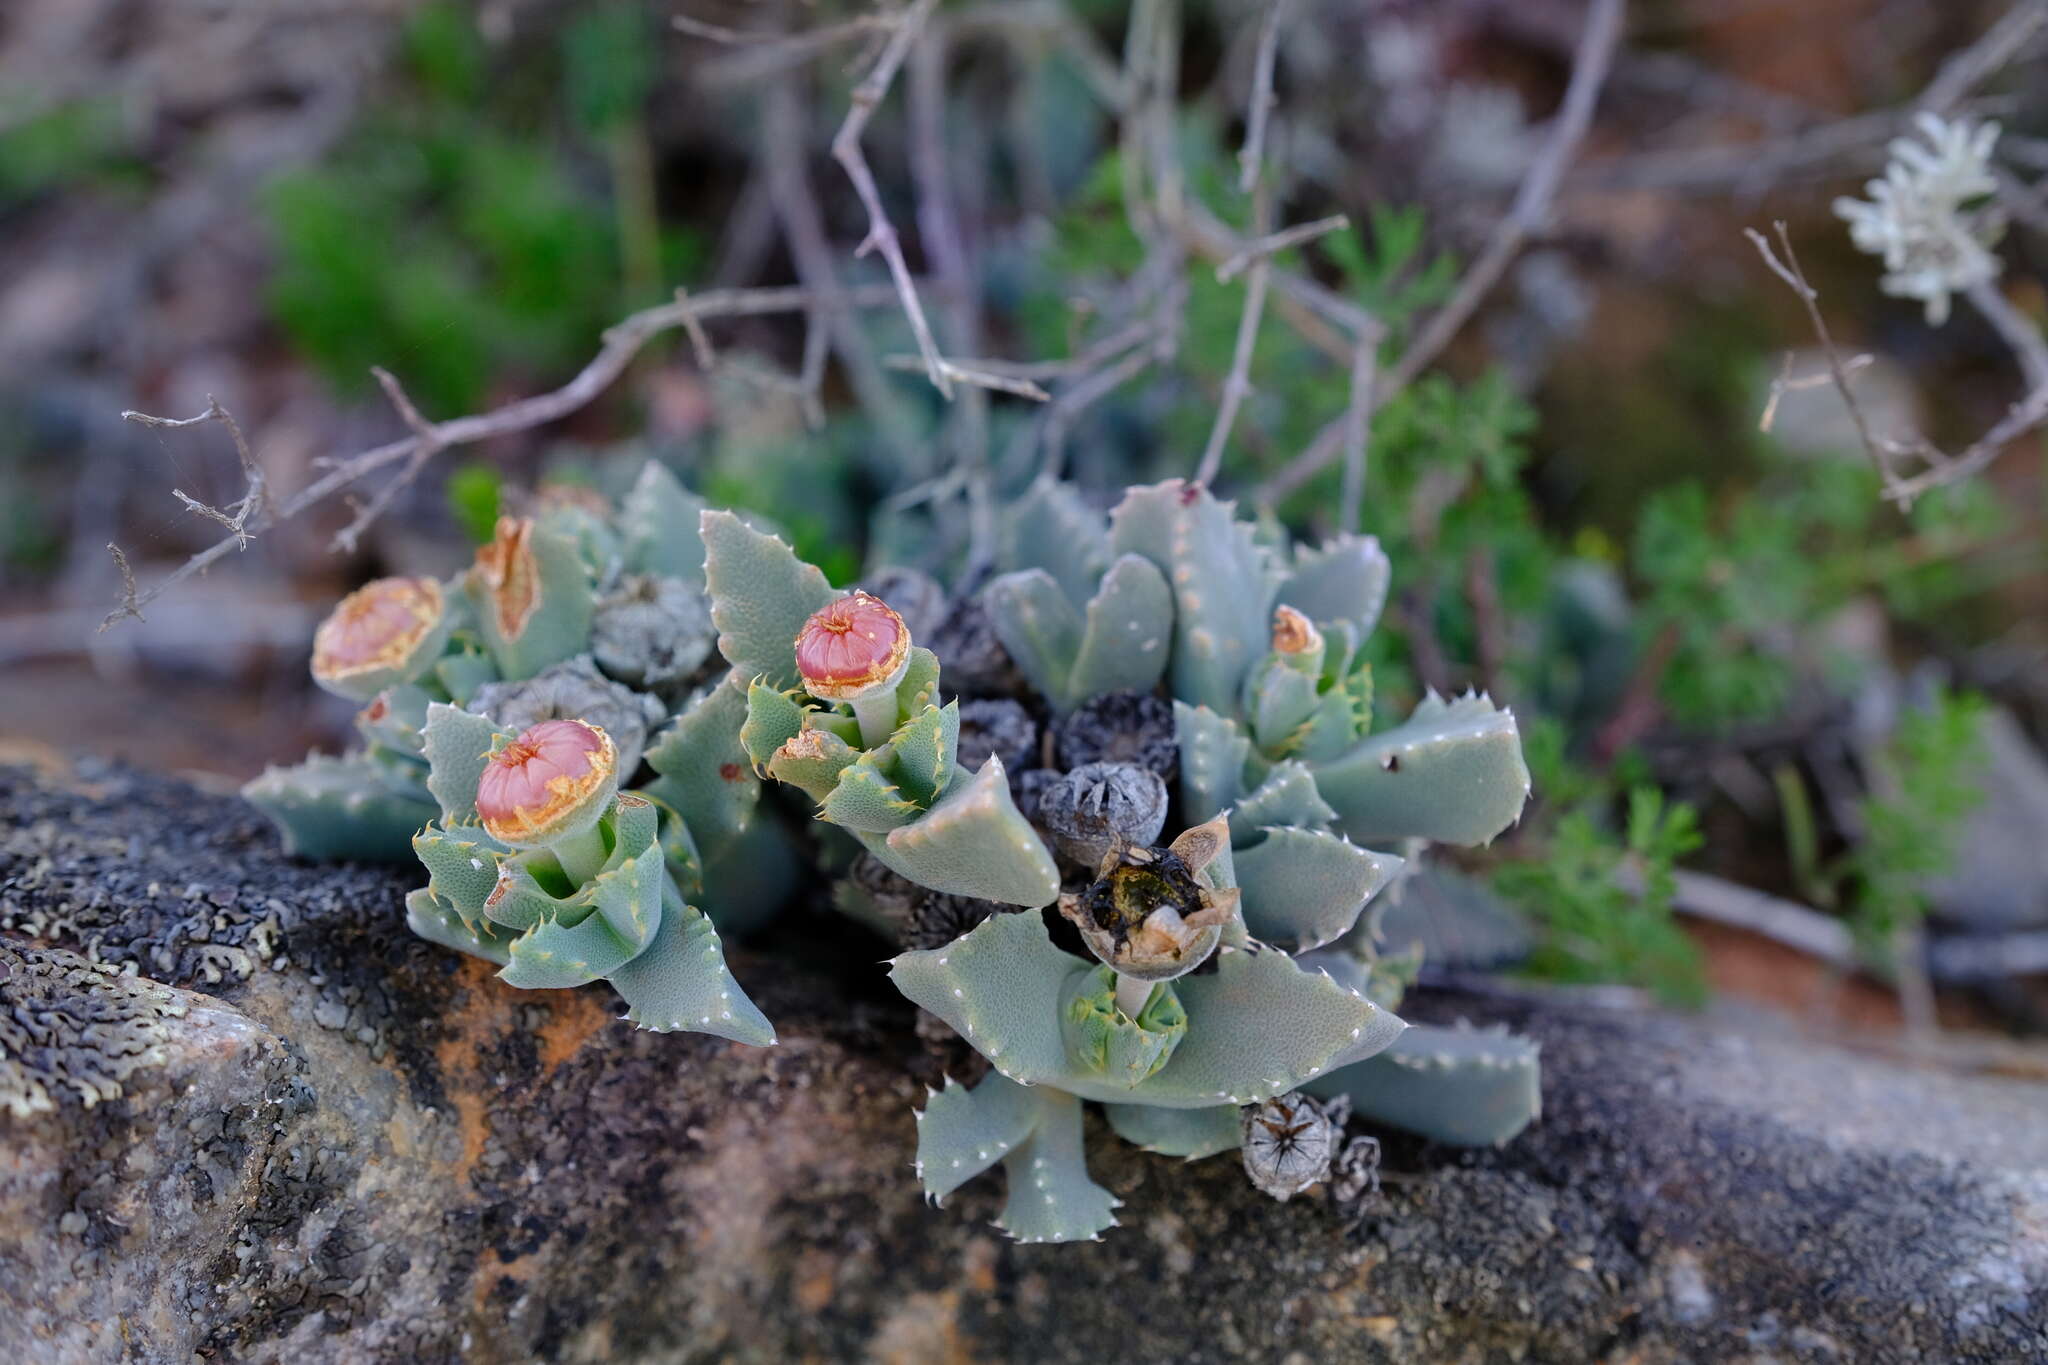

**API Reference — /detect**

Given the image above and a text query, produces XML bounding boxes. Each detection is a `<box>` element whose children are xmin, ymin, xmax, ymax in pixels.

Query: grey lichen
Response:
<box><xmin>0</xmin><ymin>940</ymin><xmax>189</xmax><ymax>1118</ymax></box>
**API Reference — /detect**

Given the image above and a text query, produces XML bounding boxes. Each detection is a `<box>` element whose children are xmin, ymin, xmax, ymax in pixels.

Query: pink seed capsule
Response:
<box><xmin>312</xmin><ymin>577</ymin><xmax>444</xmax><ymax>695</ymax></box>
<box><xmin>476</xmin><ymin>719</ymin><xmax>618</xmax><ymax>847</ymax></box>
<box><xmin>794</xmin><ymin>591</ymin><xmax>911</xmax><ymax>702</ymax></box>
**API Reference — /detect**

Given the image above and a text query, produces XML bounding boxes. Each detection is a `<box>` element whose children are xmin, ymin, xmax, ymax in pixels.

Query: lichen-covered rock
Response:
<box><xmin>1</xmin><ymin>761</ymin><xmax>2045</xmax><ymax>1362</ymax></box>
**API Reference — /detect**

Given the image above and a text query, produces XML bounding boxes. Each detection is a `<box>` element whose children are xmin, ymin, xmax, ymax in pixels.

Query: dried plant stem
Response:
<box><xmin>1384</xmin><ymin>0</ymin><xmax>1625</xmax><ymax>396</ymax></box>
<box><xmin>103</xmin><ymin>283</ymin><xmax>908</xmax><ymax>631</ymax></box>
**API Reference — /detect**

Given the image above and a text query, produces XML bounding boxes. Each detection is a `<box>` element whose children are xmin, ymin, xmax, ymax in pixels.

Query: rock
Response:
<box><xmin>2</xmin><ymin>759</ymin><xmax>2045</xmax><ymax>1363</ymax></box>
<box><xmin>1926</xmin><ymin>706</ymin><xmax>2048</xmax><ymax>932</ymax></box>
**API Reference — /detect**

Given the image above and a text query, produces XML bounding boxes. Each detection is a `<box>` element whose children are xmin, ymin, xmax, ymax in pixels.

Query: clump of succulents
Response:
<box><xmin>706</xmin><ymin>478</ymin><xmax>1540</xmax><ymax>1242</ymax></box>
<box><xmin>244</xmin><ymin>461</ymin><xmax>727</xmax><ymax>862</ymax></box>
<box><xmin>253</xmin><ymin>467</ymin><xmax>1541</xmax><ymax>1230</ymax></box>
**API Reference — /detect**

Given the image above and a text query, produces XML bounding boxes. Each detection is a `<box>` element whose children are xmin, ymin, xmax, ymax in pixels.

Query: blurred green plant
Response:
<box><xmin>264</xmin><ymin>1</ymin><xmax>696</xmax><ymax>416</ymax></box>
<box><xmin>1492</xmin><ymin>718</ymin><xmax>1707</xmax><ymax>1005</ymax></box>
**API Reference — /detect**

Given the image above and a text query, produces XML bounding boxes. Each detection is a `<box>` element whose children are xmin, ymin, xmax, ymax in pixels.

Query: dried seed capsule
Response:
<box><xmin>468</xmin><ymin>655</ymin><xmax>667</xmax><ymax>779</ymax></box>
<box><xmin>1038</xmin><ymin>762</ymin><xmax>1168</xmax><ymax>869</ymax></box>
<box><xmin>591</xmin><ymin>573</ymin><xmax>715</xmax><ymax>696</ymax></box>
<box><xmin>928</xmin><ymin>594</ymin><xmax>1022</xmax><ymax>696</ymax></box>
<box><xmin>957</xmin><ymin>698</ymin><xmax>1039</xmax><ymax>774</ymax></box>
<box><xmin>1056</xmin><ymin>816</ymin><xmax>1238</xmax><ymax>981</ymax></box>
<box><xmin>1055</xmin><ymin>690</ymin><xmax>1178</xmax><ymax>781</ymax></box>
<box><xmin>1241</xmin><ymin>1092</ymin><xmax>1342</xmax><ymax>1202</ymax></box>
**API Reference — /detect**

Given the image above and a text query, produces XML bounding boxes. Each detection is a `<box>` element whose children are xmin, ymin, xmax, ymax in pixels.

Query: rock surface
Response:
<box><xmin>1</xmin><ymin>758</ymin><xmax>2045</xmax><ymax>1364</ymax></box>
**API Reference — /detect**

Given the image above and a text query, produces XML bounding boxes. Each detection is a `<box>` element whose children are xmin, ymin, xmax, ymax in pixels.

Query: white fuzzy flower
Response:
<box><xmin>1832</xmin><ymin>114</ymin><xmax>2004</xmax><ymax>326</ymax></box>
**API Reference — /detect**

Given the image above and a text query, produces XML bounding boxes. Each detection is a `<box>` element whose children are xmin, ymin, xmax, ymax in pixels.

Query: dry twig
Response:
<box><xmin>1384</xmin><ymin>0</ymin><xmax>1626</xmax><ymax>396</ymax></box>
<box><xmin>103</xmin><ymin>283</ymin><xmax>909</xmax><ymax>631</ymax></box>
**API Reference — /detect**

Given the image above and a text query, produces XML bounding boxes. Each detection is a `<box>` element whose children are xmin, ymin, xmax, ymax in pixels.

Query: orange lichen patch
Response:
<box><xmin>432</xmin><ymin>957</ymin><xmax>514</xmax><ymax>1187</ymax></box>
<box><xmin>312</xmin><ymin>577</ymin><xmax>443</xmax><ymax>686</ymax></box>
<box><xmin>477</xmin><ymin>720</ymin><xmax>616</xmax><ymax>846</ymax></box>
<box><xmin>794</xmin><ymin>591</ymin><xmax>910</xmax><ymax>700</ymax></box>
<box><xmin>473</xmin><ymin>516</ymin><xmax>542</xmax><ymax>640</ymax></box>
<box><xmin>535</xmin><ymin>989</ymin><xmax>613</xmax><ymax>1076</ymax></box>
<box><xmin>1271</xmin><ymin>603</ymin><xmax>1321</xmax><ymax>656</ymax></box>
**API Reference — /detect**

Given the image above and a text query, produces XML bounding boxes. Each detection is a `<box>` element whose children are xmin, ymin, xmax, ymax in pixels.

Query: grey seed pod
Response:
<box><xmin>957</xmin><ymin>698</ymin><xmax>1039</xmax><ymax>774</ymax></box>
<box><xmin>1329</xmin><ymin>1132</ymin><xmax>1383</xmax><ymax>1217</ymax></box>
<box><xmin>859</xmin><ymin>566</ymin><xmax>948</xmax><ymax>640</ymax></box>
<box><xmin>1014</xmin><ymin>768</ymin><xmax>1060</xmax><ymax>824</ymax></box>
<box><xmin>929</xmin><ymin>595</ymin><xmax>1023</xmax><ymax>696</ymax></box>
<box><xmin>1039</xmin><ymin>761</ymin><xmax>1168</xmax><ymax>869</ymax></box>
<box><xmin>1241</xmin><ymin>1092</ymin><xmax>1342</xmax><ymax>1202</ymax></box>
<box><xmin>1056</xmin><ymin>691</ymin><xmax>1178</xmax><ymax>781</ymax></box>
<box><xmin>468</xmin><ymin>654</ymin><xmax>667</xmax><ymax>780</ymax></box>
<box><xmin>591</xmin><ymin>573</ymin><xmax>715</xmax><ymax>697</ymax></box>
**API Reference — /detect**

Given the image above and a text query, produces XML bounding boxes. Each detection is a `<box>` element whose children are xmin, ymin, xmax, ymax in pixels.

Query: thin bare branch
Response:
<box><xmin>123</xmin><ymin>396</ymin><xmax>266</xmax><ymax>548</ymax></box>
<box><xmin>1385</xmin><ymin>0</ymin><xmax>1625</xmax><ymax>395</ymax></box>
<box><xmin>1744</xmin><ymin>223</ymin><xmax>1900</xmax><ymax>484</ymax></box>
<box><xmin>1236</xmin><ymin>0</ymin><xmax>1293</xmax><ymax>194</ymax></box>
<box><xmin>1758</xmin><ymin>351</ymin><xmax>1875</xmax><ymax>434</ymax></box>
<box><xmin>1215</xmin><ymin>213</ymin><xmax>1348</xmax><ymax>282</ymax></box>
<box><xmin>104</xmin><ymin>543</ymin><xmax>142</xmax><ymax>628</ymax></box>
<box><xmin>1917</xmin><ymin>0</ymin><xmax>2048</xmax><ymax>115</ymax></box>
<box><xmin>831</xmin><ymin>0</ymin><xmax>953</xmax><ymax>398</ymax></box>
<box><xmin>1195</xmin><ymin>180</ymin><xmax>1274</xmax><ymax>486</ymax></box>
<box><xmin>672</xmin><ymin>286</ymin><xmax>718</xmax><ymax>370</ymax></box>
<box><xmin>104</xmin><ymin>283</ymin><xmax>910</xmax><ymax>630</ymax></box>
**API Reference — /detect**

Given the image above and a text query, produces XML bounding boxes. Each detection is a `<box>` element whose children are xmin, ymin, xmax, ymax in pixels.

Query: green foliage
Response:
<box><xmin>1495</xmin><ymin>738</ymin><xmax>1707</xmax><ymax>1006</ymax></box>
<box><xmin>263</xmin><ymin>2</ymin><xmax>701</xmax><ymax>415</ymax></box>
<box><xmin>445</xmin><ymin>462</ymin><xmax>503</xmax><ymax>544</ymax></box>
<box><xmin>0</xmin><ymin>98</ymin><xmax>137</xmax><ymax>206</ymax></box>
<box><xmin>1839</xmin><ymin>687</ymin><xmax>1988</xmax><ymax>955</ymax></box>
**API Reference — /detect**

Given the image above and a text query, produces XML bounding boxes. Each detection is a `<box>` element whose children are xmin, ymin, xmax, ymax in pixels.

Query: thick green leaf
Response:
<box><xmin>915</xmin><ymin>1070</ymin><xmax>1042</xmax><ymax>1202</ymax></box>
<box><xmin>607</xmin><ymin>878</ymin><xmax>774</xmax><ymax>1045</ymax></box>
<box><xmin>1280</xmin><ymin>533</ymin><xmax>1390</xmax><ymax>639</ymax></box>
<box><xmin>1109</xmin><ymin>479</ymin><xmax>1277</xmax><ymax>713</ymax></box>
<box><xmin>642</xmin><ymin>673</ymin><xmax>761</xmax><ymax>862</ymax></box>
<box><xmin>983</xmin><ymin>568</ymin><xmax>1083</xmax><ymax>710</ymax></box>
<box><xmin>1102</xmin><ymin>1102</ymin><xmax>1241</xmax><ymax>1160</ymax></box>
<box><xmin>242</xmin><ymin>753</ymin><xmax>435</xmax><ymax>863</ymax></box>
<box><xmin>819</xmin><ymin>753</ymin><xmax>922</xmax><ymax>833</ymax></box>
<box><xmin>866</xmin><ymin>759</ymin><xmax>1060</xmax><ymax>906</ymax></box>
<box><xmin>1067</xmin><ymin>554</ymin><xmax>1174</xmax><ymax>702</ymax></box>
<box><xmin>620</xmin><ymin>461</ymin><xmax>708</xmax><ymax>584</ymax></box>
<box><xmin>996</xmin><ymin>1087</ymin><xmax>1119</xmax><ymax>1243</ymax></box>
<box><xmin>737</xmin><ymin>678</ymin><xmax>808</xmax><ymax>769</ymax></box>
<box><xmin>1316</xmin><ymin>692</ymin><xmax>1531</xmax><ymax>846</ymax></box>
<box><xmin>886</xmin><ymin>701</ymin><xmax>959</xmax><ymax>808</ymax></box>
<box><xmin>1175</xmin><ymin>702</ymin><xmax>1251</xmax><ymax>825</ymax></box>
<box><xmin>699</xmin><ymin>509</ymin><xmax>838</xmax><ymax>689</ymax></box>
<box><xmin>406</xmin><ymin>887</ymin><xmax>512</xmax><ymax>965</ymax></box>
<box><xmin>1233</xmin><ymin>827</ymin><xmax>1400</xmax><ymax>952</ymax></box>
<box><xmin>1307</xmin><ymin>1021</ymin><xmax>1541</xmax><ymax>1146</ymax></box>
<box><xmin>892</xmin><ymin>910</ymin><xmax>1399</xmax><ymax>1107</ymax></box>
<box><xmin>421</xmin><ymin>703</ymin><xmax>504</xmax><ymax>824</ymax></box>
<box><xmin>998</xmin><ymin>478</ymin><xmax>1112</xmax><ymax>611</ymax></box>
<box><xmin>1227</xmin><ymin>761</ymin><xmax>1335</xmax><ymax>843</ymax></box>
<box><xmin>412</xmin><ymin>822</ymin><xmax>510</xmax><ymax>924</ymax></box>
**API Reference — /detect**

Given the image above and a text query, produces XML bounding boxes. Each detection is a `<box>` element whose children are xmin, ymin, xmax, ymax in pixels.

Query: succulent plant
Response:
<box><xmin>703</xmin><ymin>509</ymin><xmax>1062</xmax><ymax>908</ymax></box>
<box><xmin>877</xmin><ymin>479</ymin><xmax>1538</xmax><ymax>1242</ymax></box>
<box><xmin>250</xmin><ymin>465</ymin><xmax>1542</xmax><ymax>1238</ymax></box>
<box><xmin>407</xmin><ymin>706</ymin><xmax>771</xmax><ymax>1043</ymax></box>
<box><xmin>245</xmin><ymin>461</ymin><xmax>723</xmax><ymax>864</ymax></box>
